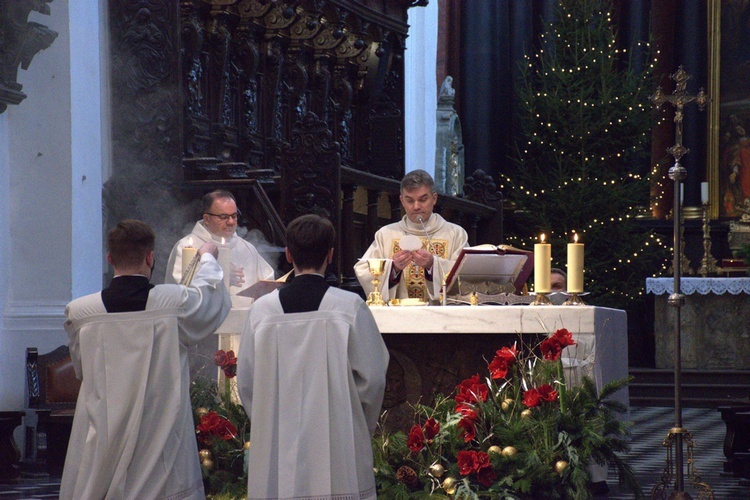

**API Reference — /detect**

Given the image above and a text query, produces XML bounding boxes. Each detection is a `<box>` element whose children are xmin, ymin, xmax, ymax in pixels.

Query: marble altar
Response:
<box><xmin>647</xmin><ymin>277</ymin><xmax>750</xmax><ymax>369</ymax></box>
<box><xmin>216</xmin><ymin>304</ymin><xmax>629</xmax><ymax>424</ymax></box>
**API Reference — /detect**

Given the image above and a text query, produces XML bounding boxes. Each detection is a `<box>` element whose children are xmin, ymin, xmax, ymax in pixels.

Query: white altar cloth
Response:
<box><xmin>216</xmin><ymin>304</ymin><xmax>628</xmax><ymax>406</ymax></box>
<box><xmin>646</xmin><ymin>277</ymin><xmax>750</xmax><ymax>295</ymax></box>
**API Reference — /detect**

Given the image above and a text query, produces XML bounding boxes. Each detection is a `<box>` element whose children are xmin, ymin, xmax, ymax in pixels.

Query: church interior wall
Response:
<box><xmin>0</xmin><ymin>1</ymin><xmax>106</xmax><ymax>420</ymax></box>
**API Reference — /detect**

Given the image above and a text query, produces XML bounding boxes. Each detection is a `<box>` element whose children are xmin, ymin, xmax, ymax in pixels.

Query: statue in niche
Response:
<box><xmin>434</xmin><ymin>76</ymin><xmax>464</xmax><ymax>196</ymax></box>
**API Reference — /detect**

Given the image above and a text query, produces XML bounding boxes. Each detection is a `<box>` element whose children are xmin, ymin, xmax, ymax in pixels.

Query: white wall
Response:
<box><xmin>405</xmin><ymin>2</ymin><xmax>438</xmax><ymax>177</ymax></box>
<box><xmin>0</xmin><ymin>0</ymin><xmax>105</xmax><ymax>412</ymax></box>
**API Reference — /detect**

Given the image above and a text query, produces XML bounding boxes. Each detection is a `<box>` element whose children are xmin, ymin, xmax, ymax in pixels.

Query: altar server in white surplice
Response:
<box><xmin>60</xmin><ymin>220</ymin><xmax>231</xmax><ymax>500</ymax></box>
<box><xmin>354</xmin><ymin>169</ymin><xmax>468</xmax><ymax>302</ymax></box>
<box><xmin>237</xmin><ymin>214</ymin><xmax>389</xmax><ymax>500</ymax></box>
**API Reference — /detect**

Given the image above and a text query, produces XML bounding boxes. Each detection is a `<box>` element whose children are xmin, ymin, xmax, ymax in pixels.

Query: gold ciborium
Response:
<box><xmin>366</xmin><ymin>259</ymin><xmax>387</xmax><ymax>306</ymax></box>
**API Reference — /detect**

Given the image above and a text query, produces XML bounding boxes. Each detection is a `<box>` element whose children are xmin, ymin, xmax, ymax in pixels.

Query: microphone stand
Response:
<box><xmin>418</xmin><ymin>216</ymin><xmax>448</xmax><ymax>306</ymax></box>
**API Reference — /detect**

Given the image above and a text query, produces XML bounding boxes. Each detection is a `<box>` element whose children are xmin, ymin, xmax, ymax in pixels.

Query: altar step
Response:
<box><xmin>629</xmin><ymin>368</ymin><xmax>750</xmax><ymax>408</ymax></box>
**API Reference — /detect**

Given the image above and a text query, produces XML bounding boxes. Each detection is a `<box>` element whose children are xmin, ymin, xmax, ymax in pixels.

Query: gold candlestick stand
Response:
<box><xmin>698</xmin><ymin>203</ymin><xmax>720</xmax><ymax>277</ymax></box>
<box><xmin>650</xmin><ymin>66</ymin><xmax>712</xmax><ymax>499</ymax></box>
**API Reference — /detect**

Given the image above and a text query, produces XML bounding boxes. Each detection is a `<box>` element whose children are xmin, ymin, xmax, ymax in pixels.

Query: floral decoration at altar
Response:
<box><xmin>372</xmin><ymin>329</ymin><xmax>641</xmax><ymax>499</ymax></box>
<box><xmin>190</xmin><ymin>350</ymin><xmax>249</xmax><ymax>499</ymax></box>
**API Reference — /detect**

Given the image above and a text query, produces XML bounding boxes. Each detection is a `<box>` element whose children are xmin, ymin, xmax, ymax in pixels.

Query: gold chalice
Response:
<box><xmin>366</xmin><ymin>259</ymin><xmax>387</xmax><ymax>306</ymax></box>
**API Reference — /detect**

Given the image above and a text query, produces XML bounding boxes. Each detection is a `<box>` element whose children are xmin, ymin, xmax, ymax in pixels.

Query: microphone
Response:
<box><xmin>417</xmin><ymin>215</ymin><xmax>448</xmax><ymax>306</ymax></box>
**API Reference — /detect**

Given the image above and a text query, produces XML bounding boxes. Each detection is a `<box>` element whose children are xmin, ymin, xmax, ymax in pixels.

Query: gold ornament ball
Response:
<box><xmin>501</xmin><ymin>446</ymin><xmax>518</xmax><ymax>457</ymax></box>
<box><xmin>195</xmin><ymin>407</ymin><xmax>209</xmax><ymax>419</ymax></box>
<box><xmin>201</xmin><ymin>458</ymin><xmax>214</xmax><ymax>471</ymax></box>
<box><xmin>442</xmin><ymin>477</ymin><xmax>457</xmax><ymax>495</ymax></box>
<box><xmin>501</xmin><ymin>398</ymin><xmax>514</xmax><ymax>411</ymax></box>
<box><xmin>521</xmin><ymin>409</ymin><xmax>532</xmax><ymax>419</ymax></box>
<box><xmin>555</xmin><ymin>460</ymin><xmax>569</xmax><ymax>474</ymax></box>
<box><xmin>488</xmin><ymin>445</ymin><xmax>502</xmax><ymax>456</ymax></box>
<box><xmin>429</xmin><ymin>463</ymin><xmax>445</xmax><ymax>478</ymax></box>
<box><xmin>198</xmin><ymin>448</ymin><xmax>212</xmax><ymax>461</ymax></box>
<box><xmin>243</xmin><ymin>441</ymin><xmax>251</xmax><ymax>450</ymax></box>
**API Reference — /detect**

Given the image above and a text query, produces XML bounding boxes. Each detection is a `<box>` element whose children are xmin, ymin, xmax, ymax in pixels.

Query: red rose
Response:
<box><xmin>523</xmin><ymin>388</ymin><xmax>541</xmax><ymax>408</ymax></box>
<box><xmin>553</xmin><ymin>328</ymin><xmax>576</xmax><ymax>349</ymax></box>
<box><xmin>540</xmin><ymin>337</ymin><xmax>562</xmax><ymax>361</ymax></box>
<box><xmin>538</xmin><ymin>384</ymin><xmax>558</xmax><ymax>402</ymax></box>
<box><xmin>455</xmin><ymin>375</ymin><xmax>489</xmax><ymax>406</ymax></box>
<box><xmin>458</xmin><ymin>416</ymin><xmax>477</xmax><ymax>442</ymax></box>
<box><xmin>424</xmin><ymin>417</ymin><xmax>440</xmax><ymax>440</ymax></box>
<box><xmin>196</xmin><ymin>411</ymin><xmax>238</xmax><ymax>443</ymax></box>
<box><xmin>476</xmin><ymin>463</ymin><xmax>497</xmax><ymax>487</ymax></box>
<box><xmin>407</xmin><ymin>425</ymin><xmax>425</xmax><ymax>452</ymax></box>
<box><xmin>457</xmin><ymin>450</ymin><xmax>477</xmax><ymax>475</ymax></box>
<box><xmin>214</xmin><ymin>350</ymin><xmax>228</xmax><ymax>367</ymax></box>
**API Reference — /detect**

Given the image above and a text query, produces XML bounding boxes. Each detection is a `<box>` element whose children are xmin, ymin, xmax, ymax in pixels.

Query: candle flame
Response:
<box><xmin>574</xmin><ymin>233</ymin><xmax>578</xmax><ymax>243</ymax></box>
<box><xmin>540</xmin><ymin>233</ymin><xmax>546</xmax><ymax>243</ymax></box>
<box><xmin>187</xmin><ymin>237</ymin><xmax>193</xmax><ymax>247</ymax></box>
<box><xmin>221</xmin><ymin>237</ymin><xmax>225</xmax><ymax>245</ymax></box>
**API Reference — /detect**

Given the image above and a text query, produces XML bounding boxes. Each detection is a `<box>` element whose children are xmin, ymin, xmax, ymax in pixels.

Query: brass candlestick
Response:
<box><xmin>563</xmin><ymin>293</ymin><xmax>585</xmax><ymax>306</ymax></box>
<box><xmin>531</xmin><ymin>292</ymin><xmax>551</xmax><ymax>306</ymax></box>
<box><xmin>365</xmin><ymin>259</ymin><xmax>387</xmax><ymax>306</ymax></box>
<box><xmin>698</xmin><ymin>203</ymin><xmax>720</xmax><ymax>277</ymax></box>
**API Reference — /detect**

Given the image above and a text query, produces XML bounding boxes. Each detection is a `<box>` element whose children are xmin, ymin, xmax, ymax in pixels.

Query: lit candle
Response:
<box><xmin>181</xmin><ymin>237</ymin><xmax>198</xmax><ymax>279</ymax></box>
<box><xmin>701</xmin><ymin>182</ymin><xmax>709</xmax><ymax>204</ymax></box>
<box><xmin>567</xmin><ymin>233</ymin><xmax>584</xmax><ymax>293</ymax></box>
<box><xmin>218</xmin><ymin>237</ymin><xmax>231</xmax><ymax>290</ymax></box>
<box><xmin>534</xmin><ymin>233</ymin><xmax>551</xmax><ymax>294</ymax></box>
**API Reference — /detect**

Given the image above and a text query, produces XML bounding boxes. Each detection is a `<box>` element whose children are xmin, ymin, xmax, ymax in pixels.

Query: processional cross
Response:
<box><xmin>649</xmin><ymin>67</ymin><xmax>712</xmax><ymax>499</ymax></box>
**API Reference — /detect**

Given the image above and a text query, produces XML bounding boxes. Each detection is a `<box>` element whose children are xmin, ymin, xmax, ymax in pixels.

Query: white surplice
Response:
<box><xmin>237</xmin><ymin>287</ymin><xmax>389</xmax><ymax>500</ymax></box>
<box><xmin>165</xmin><ymin>221</ymin><xmax>274</xmax><ymax>295</ymax></box>
<box><xmin>60</xmin><ymin>255</ymin><xmax>231</xmax><ymax>500</ymax></box>
<box><xmin>354</xmin><ymin>213</ymin><xmax>468</xmax><ymax>302</ymax></box>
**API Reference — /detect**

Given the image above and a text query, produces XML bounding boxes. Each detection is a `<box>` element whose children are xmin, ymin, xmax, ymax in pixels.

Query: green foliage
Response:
<box><xmin>505</xmin><ymin>0</ymin><xmax>669</xmax><ymax>309</ymax></box>
<box><xmin>373</xmin><ymin>332</ymin><xmax>644</xmax><ymax>499</ymax></box>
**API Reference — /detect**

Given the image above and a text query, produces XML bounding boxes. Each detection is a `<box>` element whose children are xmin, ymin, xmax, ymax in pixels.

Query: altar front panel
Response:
<box><xmin>216</xmin><ymin>305</ymin><xmax>628</xmax><ymax>430</ymax></box>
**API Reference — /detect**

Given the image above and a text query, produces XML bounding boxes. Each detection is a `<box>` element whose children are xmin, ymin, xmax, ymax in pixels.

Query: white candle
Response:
<box><xmin>534</xmin><ymin>234</ymin><xmax>551</xmax><ymax>294</ymax></box>
<box><xmin>567</xmin><ymin>234</ymin><xmax>584</xmax><ymax>293</ymax></box>
<box><xmin>181</xmin><ymin>243</ymin><xmax>198</xmax><ymax>280</ymax></box>
<box><xmin>701</xmin><ymin>182</ymin><xmax>709</xmax><ymax>204</ymax></box>
<box><xmin>218</xmin><ymin>237</ymin><xmax>231</xmax><ymax>290</ymax></box>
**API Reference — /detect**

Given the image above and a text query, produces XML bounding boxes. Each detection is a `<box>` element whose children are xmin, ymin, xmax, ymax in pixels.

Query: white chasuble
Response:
<box><xmin>60</xmin><ymin>256</ymin><xmax>230</xmax><ymax>500</ymax></box>
<box><xmin>354</xmin><ymin>213</ymin><xmax>468</xmax><ymax>302</ymax></box>
<box><xmin>237</xmin><ymin>288</ymin><xmax>389</xmax><ymax>500</ymax></box>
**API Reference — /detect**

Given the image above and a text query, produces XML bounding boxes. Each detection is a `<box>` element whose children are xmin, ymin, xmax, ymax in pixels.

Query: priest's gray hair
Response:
<box><xmin>401</xmin><ymin>169</ymin><xmax>435</xmax><ymax>194</ymax></box>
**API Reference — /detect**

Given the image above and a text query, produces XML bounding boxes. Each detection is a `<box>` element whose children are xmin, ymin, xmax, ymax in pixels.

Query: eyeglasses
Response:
<box><xmin>205</xmin><ymin>212</ymin><xmax>240</xmax><ymax>222</ymax></box>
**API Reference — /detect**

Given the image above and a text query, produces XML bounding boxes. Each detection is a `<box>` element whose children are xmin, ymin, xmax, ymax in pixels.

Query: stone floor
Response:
<box><xmin>0</xmin><ymin>407</ymin><xmax>748</xmax><ymax>499</ymax></box>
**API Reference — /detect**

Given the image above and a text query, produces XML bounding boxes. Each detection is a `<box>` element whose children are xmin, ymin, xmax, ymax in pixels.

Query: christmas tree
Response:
<box><xmin>503</xmin><ymin>0</ymin><xmax>669</xmax><ymax>309</ymax></box>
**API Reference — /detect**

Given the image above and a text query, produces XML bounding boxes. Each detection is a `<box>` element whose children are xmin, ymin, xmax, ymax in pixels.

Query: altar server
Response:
<box><xmin>165</xmin><ymin>189</ymin><xmax>274</xmax><ymax>294</ymax></box>
<box><xmin>237</xmin><ymin>214</ymin><xmax>389</xmax><ymax>500</ymax></box>
<box><xmin>60</xmin><ymin>219</ymin><xmax>231</xmax><ymax>500</ymax></box>
<box><xmin>354</xmin><ymin>169</ymin><xmax>468</xmax><ymax>302</ymax></box>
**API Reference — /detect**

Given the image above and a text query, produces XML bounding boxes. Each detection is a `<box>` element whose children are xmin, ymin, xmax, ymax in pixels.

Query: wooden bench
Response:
<box><xmin>25</xmin><ymin>346</ymin><xmax>80</xmax><ymax>476</ymax></box>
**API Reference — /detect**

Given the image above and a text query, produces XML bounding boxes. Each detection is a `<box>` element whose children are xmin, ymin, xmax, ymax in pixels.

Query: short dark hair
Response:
<box><xmin>551</xmin><ymin>268</ymin><xmax>567</xmax><ymax>279</ymax></box>
<box><xmin>108</xmin><ymin>219</ymin><xmax>155</xmax><ymax>268</ymax></box>
<box><xmin>202</xmin><ymin>190</ymin><xmax>236</xmax><ymax>213</ymax></box>
<box><xmin>401</xmin><ymin>169</ymin><xmax>435</xmax><ymax>193</ymax></box>
<box><xmin>285</xmin><ymin>214</ymin><xmax>335</xmax><ymax>270</ymax></box>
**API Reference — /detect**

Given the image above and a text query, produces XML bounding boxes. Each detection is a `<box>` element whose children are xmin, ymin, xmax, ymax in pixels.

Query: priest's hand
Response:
<box><xmin>230</xmin><ymin>264</ymin><xmax>245</xmax><ymax>287</ymax></box>
<box><xmin>198</xmin><ymin>241</ymin><xmax>219</xmax><ymax>259</ymax></box>
<box><xmin>392</xmin><ymin>249</ymin><xmax>412</xmax><ymax>271</ymax></box>
<box><xmin>412</xmin><ymin>249</ymin><xmax>434</xmax><ymax>269</ymax></box>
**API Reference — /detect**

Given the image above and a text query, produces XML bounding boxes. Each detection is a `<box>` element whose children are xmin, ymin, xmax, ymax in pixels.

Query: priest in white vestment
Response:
<box><xmin>237</xmin><ymin>214</ymin><xmax>389</xmax><ymax>500</ymax></box>
<box><xmin>354</xmin><ymin>169</ymin><xmax>468</xmax><ymax>302</ymax></box>
<box><xmin>165</xmin><ymin>189</ymin><xmax>274</xmax><ymax>295</ymax></box>
<box><xmin>60</xmin><ymin>220</ymin><xmax>231</xmax><ymax>500</ymax></box>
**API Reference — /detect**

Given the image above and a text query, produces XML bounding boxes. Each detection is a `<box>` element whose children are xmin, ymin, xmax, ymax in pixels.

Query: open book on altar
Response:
<box><xmin>236</xmin><ymin>271</ymin><xmax>292</xmax><ymax>300</ymax></box>
<box><xmin>443</xmin><ymin>244</ymin><xmax>534</xmax><ymax>296</ymax></box>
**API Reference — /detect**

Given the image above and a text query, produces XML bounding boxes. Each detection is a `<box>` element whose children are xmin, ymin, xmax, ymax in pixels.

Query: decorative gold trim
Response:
<box><xmin>707</xmin><ymin>0</ymin><xmax>721</xmax><ymax>219</ymax></box>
